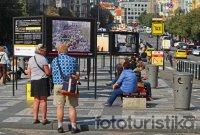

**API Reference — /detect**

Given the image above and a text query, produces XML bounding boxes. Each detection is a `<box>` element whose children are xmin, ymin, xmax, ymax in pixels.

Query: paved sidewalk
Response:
<box><xmin>0</xmin><ymin>58</ymin><xmax>200</xmax><ymax>134</ymax></box>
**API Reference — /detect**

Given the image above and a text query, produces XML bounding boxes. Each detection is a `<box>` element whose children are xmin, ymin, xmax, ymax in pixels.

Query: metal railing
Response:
<box><xmin>176</xmin><ymin>60</ymin><xmax>200</xmax><ymax>80</ymax></box>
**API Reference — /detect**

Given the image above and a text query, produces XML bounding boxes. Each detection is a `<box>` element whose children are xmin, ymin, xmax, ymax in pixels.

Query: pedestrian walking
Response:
<box><xmin>51</xmin><ymin>44</ymin><xmax>80</xmax><ymax>134</ymax></box>
<box><xmin>165</xmin><ymin>51</ymin><xmax>169</xmax><ymax>61</ymax></box>
<box><xmin>169</xmin><ymin>52</ymin><xmax>173</xmax><ymax>67</ymax></box>
<box><xmin>0</xmin><ymin>46</ymin><xmax>9</xmax><ymax>85</ymax></box>
<box><xmin>27</xmin><ymin>44</ymin><xmax>51</xmax><ymax>125</ymax></box>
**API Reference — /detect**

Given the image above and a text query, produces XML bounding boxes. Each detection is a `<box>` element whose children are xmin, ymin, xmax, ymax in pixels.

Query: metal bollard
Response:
<box><xmin>173</xmin><ymin>72</ymin><xmax>193</xmax><ymax>110</ymax></box>
<box><xmin>147</xmin><ymin>64</ymin><xmax>158</xmax><ymax>88</ymax></box>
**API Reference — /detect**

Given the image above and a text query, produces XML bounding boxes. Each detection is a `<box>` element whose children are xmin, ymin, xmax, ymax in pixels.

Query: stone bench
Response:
<box><xmin>122</xmin><ymin>82</ymin><xmax>147</xmax><ymax>109</ymax></box>
<box><xmin>122</xmin><ymin>92</ymin><xmax>147</xmax><ymax>109</ymax></box>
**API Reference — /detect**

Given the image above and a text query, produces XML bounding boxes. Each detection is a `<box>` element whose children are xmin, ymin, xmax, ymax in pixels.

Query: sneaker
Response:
<box><xmin>57</xmin><ymin>127</ymin><xmax>64</xmax><ymax>133</ymax></box>
<box><xmin>71</xmin><ymin>127</ymin><xmax>80</xmax><ymax>134</ymax></box>
<box><xmin>104</xmin><ymin>102</ymin><xmax>111</xmax><ymax>106</ymax></box>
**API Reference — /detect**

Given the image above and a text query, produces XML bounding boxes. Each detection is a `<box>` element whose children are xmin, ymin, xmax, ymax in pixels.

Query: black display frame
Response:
<box><xmin>110</xmin><ymin>32</ymin><xmax>139</xmax><ymax>56</ymax></box>
<box><xmin>46</xmin><ymin>16</ymin><xmax>97</xmax><ymax>58</ymax></box>
<box><xmin>13</xmin><ymin>16</ymin><xmax>45</xmax><ymax>57</ymax></box>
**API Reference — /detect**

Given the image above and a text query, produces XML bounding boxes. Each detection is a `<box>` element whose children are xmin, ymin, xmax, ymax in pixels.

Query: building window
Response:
<box><xmin>135</xmin><ymin>4</ymin><xmax>137</xmax><ymax>6</ymax></box>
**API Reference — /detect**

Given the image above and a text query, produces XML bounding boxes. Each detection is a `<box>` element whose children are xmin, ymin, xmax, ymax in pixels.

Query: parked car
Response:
<box><xmin>187</xmin><ymin>45</ymin><xmax>197</xmax><ymax>54</ymax></box>
<box><xmin>159</xmin><ymin>35</ymin><xmax>169</xmax><ymax>40</ymax></box>
<box><xmin>145</xmin><ymin>48</ymin><xmax>156</xmax><ymax>57</ymax></box>
<box><xmin>192</xmin><ymin>48</ymin><xmax>200</xmax><ymax>56</ymax></box>
<box><xmin>174</xmin><ymin>49</ymin><xmax>187</xmax><ymax>59</ymax></box>
<box><xmin>174</xmin><ymin>42</ymin><xmax>187</xmax><ymax>48</ymax></box>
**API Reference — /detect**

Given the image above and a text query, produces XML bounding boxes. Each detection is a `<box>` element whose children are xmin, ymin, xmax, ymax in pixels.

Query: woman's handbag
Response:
<box><xmin>56</xmin><ymin>58</ymin><xmax>79</xmax><ymax>98</ymax></box>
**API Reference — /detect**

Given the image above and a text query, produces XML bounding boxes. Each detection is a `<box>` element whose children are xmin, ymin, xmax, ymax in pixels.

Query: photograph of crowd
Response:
<box><xmin>52</xmin><ymin>20</ymin><xmax>91</xmax><ymax>52</ymax></box>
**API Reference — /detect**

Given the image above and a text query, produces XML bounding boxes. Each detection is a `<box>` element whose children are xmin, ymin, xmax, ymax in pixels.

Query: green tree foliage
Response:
<box><xmin>90</xmin><ymin>5</ymin><xmax>114</xmax><ymax>28</ymax></box>
<box><xmin>188</xmin><ymin>8</ymin><xmax>200</xmax><ymax>41</ymax></box>
<box><xmin>58</xmin><ymin>7</ymin><xmax>74</xmax><ymax>17</ymax></box>
<box><xmin>138</xmin><ymin>11</ymin><xmax>160</xmax><ymax>27</ymax></box>
<box><xmin>0</xmin><ymin>0</ymin><xmax>27</xmax><ymax>39</ymax></box>
<box><xmin>44</xmin><ymin>6</ymin><xmax>59</xmax><ymax>16</ymax></box>
<box><xmin>44</xmin><ymin>6</ymin><xmax>75</xmax><ymax>17</ymax></box>
<box><xmin>166</xmin><ymin>7</ymin><xmax>200</xmax><ymax>41</ymax></box>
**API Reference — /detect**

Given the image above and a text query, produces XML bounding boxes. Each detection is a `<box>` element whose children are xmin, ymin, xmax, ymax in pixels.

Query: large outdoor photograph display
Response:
<box><xmin>47</xmin><ymin>17</ymin><xmax>96</xmax><ymax>57</ymax></box>
<box><xmin>97</xmin><ymin>32</ymin><xmax>110</xmax><ymax>54</ymax></box>
<box><xmin>111</xmin><ymin>32</ymin><xmax>139</xmax><ymax>55</ymax></box>
<box><xmin>13</xmin><ymin>16</ymin><xmax>43</xmax><ymax>56</ymax></box>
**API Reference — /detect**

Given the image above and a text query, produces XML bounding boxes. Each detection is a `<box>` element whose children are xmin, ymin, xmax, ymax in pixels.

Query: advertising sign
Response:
<box><xmin>13</xmin><ymin>16</ymin><xmax>43</xmax><ymax>56</ymax></box>
<box><xmin>151</xmin><ymin>51</ymin><xmax>164</xmax><ymax>66</ymax></box>
<box><xmin>152</xmin><ymin>22</ymin><xmax>164</xmax><ymax>35</ymax></box>
<box><xmin>162</xmin><ymin>39</ymin><xmax>171</xmax><ymax>50</ymax></box>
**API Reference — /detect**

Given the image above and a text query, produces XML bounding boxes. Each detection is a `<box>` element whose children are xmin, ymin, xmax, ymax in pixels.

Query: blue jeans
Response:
<box><xmin>107</xmin><ymin>88</ymin><xmax>123</xmax><ymax>106</ymax></box>
<box><xmin>143</xmin><ymin>81</ymin><xmax>152</xmax><ymax>97</ymax></box>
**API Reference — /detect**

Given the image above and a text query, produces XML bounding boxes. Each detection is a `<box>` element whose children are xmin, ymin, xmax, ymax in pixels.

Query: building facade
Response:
<box><xmin>25</xmin><ymin>0</ymin><xmax>90</xmax><ymax>17</ymax></box>
<box><xmin>119</xmin><ymin>0</ymin><xmax>148</xmax><ymax>24</ymax></box>
<box><xmin>25</xmin><ymin>0</ymin><xmax>56</xmax><ymax>14</ymax></box>
<box><xmin>55</xmin><ymin>0</ymin><xmax>89</xmax><ymax>17</ymax></box>
<box><xmin>147</xmin><ymin>0</ymin><xmax>157</xmax><ymax>14</ymax></box>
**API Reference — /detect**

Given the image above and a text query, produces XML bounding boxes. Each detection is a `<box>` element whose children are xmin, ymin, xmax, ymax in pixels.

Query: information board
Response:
<box><xmin>151</xmin><ymin>51</ymin><xmax>164</xmax><ymax>66</ymax></box>
<box><xmin>13</xmin><ymin>17</ymin><xmax>43</xmax><ymax>56</ymax></box>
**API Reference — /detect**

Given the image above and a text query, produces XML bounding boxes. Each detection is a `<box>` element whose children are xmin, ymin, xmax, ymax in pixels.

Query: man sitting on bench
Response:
<box><xmin>104</xmin><ymin>61</ymin><xmax>138</xmax><ymax>106</ymax></box>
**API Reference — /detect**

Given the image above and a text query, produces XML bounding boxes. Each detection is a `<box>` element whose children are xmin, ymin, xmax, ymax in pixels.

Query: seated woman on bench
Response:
<box><xmin>105</xmin><ymin>61</ymin><xmax>138</xmax><ymax>106</ymax></box>
<box><xmin>134</xmin><ymin>61</ymin><xmax>153</xmax><ymax>101</ymax></box>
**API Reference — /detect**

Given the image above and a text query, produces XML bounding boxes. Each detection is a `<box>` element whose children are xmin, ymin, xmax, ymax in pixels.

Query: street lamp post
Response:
<box><xmin>97</xmin><ymin>1</ymin><xmax>100</xmax><ymax>29</ymax></box>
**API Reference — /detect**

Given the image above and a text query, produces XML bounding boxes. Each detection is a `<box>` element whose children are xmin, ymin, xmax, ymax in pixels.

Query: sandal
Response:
<box><xmin>33</xmin><ymin>119</ymin><xmax>40</xmax><ymax>124</ymax></box>
<box><xmin>42</xmin><ymin>119</ymin><xmax>51</xmax><ymax>125</ymax></box>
